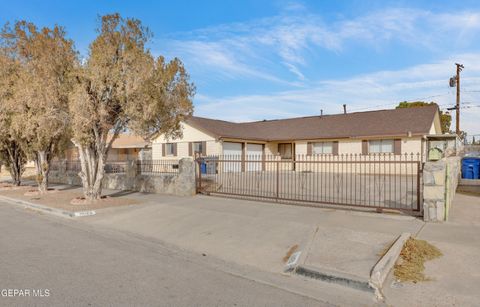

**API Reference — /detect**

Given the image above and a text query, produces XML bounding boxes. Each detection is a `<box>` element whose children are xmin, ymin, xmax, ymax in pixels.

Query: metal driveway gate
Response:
<box><xmin>196</xmin><ymin>153</ymin><xmax>423</xmax><ymax>216</ymax></box>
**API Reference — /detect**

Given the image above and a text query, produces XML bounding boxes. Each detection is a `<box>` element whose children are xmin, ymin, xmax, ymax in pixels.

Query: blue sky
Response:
<box><xmin>2</xmin><ymin>0</ymin><xmax>480</xmax><ymax>136</ymax></box>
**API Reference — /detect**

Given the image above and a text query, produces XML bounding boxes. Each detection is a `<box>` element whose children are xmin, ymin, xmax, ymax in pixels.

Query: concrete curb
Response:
<box><xmin>289</xmin><ymin>229</ymin><xmax>410</xmax><ymax>299</ymax></box>
<box><xmin>295</xmin><ymin>265</ymin><xmax>374</xmax><ymax>293</ymax></box>
<box><xmin>0</xmin><ymin>195</ymin><xmax>95</xmax><ymax>218</ymax></box>
<box><xmin>369</xmin><ymin>232</ymin><xmax>411</xmax><ymax>297</ymax></box>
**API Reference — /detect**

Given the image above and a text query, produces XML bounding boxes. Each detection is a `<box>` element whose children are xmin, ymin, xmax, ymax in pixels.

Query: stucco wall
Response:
<box><xmin>154</xmin><ymin>123</ymin><xmax>216</xmax><ymax>143</ymax></box>
<box><xmin>295</xmin><ymin>138</ymin><xmax>422</xmax><ymax>155</ymax></box>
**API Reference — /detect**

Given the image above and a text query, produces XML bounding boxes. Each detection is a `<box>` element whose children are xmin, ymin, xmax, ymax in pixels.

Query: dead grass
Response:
<box><xmin>283</xmin><ymin>244</ymin><xmax>299</xmax><ymax>263</ymax></box>
<box><xmin>394</xmin><ymin>238</ymin><xmax>442</xmax><ymax>283</ymax></box>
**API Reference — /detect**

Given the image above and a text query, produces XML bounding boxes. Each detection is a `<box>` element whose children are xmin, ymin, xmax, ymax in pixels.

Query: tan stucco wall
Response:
<box><xmin>430</xmin><ymin>111</ymin><xmax>442</xmax><ymax>134</ymax></box>
<box><xmin>153</xmin><ymin>123</ymin><xmax>220</xmax><ymax>160</ymax></box>
<box><xmin>154</xmin><ymin>123</ymin><xmax>216</xmax><ymax>143</ymax></box>
<box><xmin>294</xmin><ymin>137</ymin><xmax>422</xmax><ymax>156</ymax></box>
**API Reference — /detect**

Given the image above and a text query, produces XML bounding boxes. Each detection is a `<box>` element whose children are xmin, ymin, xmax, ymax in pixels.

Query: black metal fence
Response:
<box><xmin>104</xmin><ymin>161</ymin><xmax>128</xmax><ymax>174</ymax></box>
<box><xmin>51</xmin><ymin>159</ymin><xmax>180</xmax><ymax>175</ymax></box>
<box><xmin>136</xmin><ymin>159</ymin><xmax>179</xmax><ymax>175</ymax></box>
<box><xmin>65</xmin><ymin>160</ymin><xmax>82</xmax><ymax>173</ymax></box>
<box><xmin>49</xmin><ymin>161</ymin><xmax>62</xmax><ymax>172</ymax></box>
<box><xmin>196</xmin><ymin>153</ymin><xmax>423</xmax><ymax>215</ymax></box>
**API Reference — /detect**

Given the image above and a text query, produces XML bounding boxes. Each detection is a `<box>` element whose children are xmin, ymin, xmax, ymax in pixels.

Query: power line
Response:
<box><xmin>348</xmin><ymin>93</ymin><xmax>451</xmax><ymax>112</ymax></box>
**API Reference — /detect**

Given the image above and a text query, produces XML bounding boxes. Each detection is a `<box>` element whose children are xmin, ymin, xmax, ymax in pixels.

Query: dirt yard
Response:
<box><xmin>0</xmin><ymin>183</ymin><xmax>139</xmax><ymax>212</ymax></box>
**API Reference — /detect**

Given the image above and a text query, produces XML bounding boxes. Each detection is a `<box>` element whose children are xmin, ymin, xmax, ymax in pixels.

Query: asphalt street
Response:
<box><xmin>0</xmin><ymin>202</ymin><xmax>327</xmax><ymax>307</ymax></box>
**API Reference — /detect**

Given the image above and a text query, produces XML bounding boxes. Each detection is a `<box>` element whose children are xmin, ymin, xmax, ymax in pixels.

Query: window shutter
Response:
<box><xmin>394</xmin><ymin>139</ymin><xmax>401</xmax><ymax>155</ymax></box>
<box><xmin>362</xmin><ymin>140</ymin><xmax>368</xmax><ymax>155</ymax></box>
<box><xmin>306</xmin><ymin>142</ymin><xmax>312</xmax><ymax>156</ymax></box>
<box><xmin>333</xmin><ymin>141</ymin><xmax>339</xmax><ymax>156</ymax></box>
<box><xmin>173</xmin><ymin>143</ymin><xmax>177</xmax><ymax>156</ymax></box>
<box><xmin>162</xmin><ymin>144</ymin><xmax>166</xmax><ymax>157</ymax></box>
<box><xmin>201</xmin><ymin>141</ymin><xmax>207</xmax><ymax>156</ymax></box>
<box><xmin>188</xmin><ymin>142</ymin><xmax>193</xmax><ymax>156</ymax></box>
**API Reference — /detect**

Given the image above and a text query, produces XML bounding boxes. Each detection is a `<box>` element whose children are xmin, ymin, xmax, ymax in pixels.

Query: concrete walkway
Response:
<box><xmin>384</xmin><ymin>189</ymin><xmax>480</xmax><ymax>306</ymax></box>
<box><xmin>81</xmin><ymin>193</ymin><xmax>423</xmax><ymax>287</ymax></box>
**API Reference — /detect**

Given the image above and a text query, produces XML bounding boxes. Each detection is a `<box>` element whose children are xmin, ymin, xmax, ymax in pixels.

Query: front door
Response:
<box><xmin>278</xmin><ymin>143</ymin><xmax>294</xmax><ymax>171</ymax></box>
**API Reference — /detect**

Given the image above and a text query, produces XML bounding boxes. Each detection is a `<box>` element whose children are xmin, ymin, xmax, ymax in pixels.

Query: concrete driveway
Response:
<box><xmin>82</xmin><ymin>194</ymin><xmax>424</xmax><ymax>288</ymax></box>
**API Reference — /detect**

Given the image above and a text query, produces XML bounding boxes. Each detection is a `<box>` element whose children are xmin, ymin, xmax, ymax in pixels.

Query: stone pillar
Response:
<box><xmin>423</xmin><ymin>160</ymin><xmax>446</xmax><ymax>222</ymax></box>
<box><xmin>124</xmin><ymin>160</ymin><xmax>137</xmax><ymax>190</ymax></box>
<box><xmin>175</xmin><ymin>158</ymin><xmax>196</xmax><ymax>196</ymax></box>
<box><xmin>423</xmin><ymin>157</ymin><xmax>461</xmax><ymax>222</ymax></box>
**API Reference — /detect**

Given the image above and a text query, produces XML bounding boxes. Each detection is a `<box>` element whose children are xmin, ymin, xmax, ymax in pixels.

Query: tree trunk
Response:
<box><xmin>35</xmin><ymin>150</ymin><xmax>51</xmax><ymax>194</ymax></box>
<box><xmin>8</xmin><ymin>162</ymin><xmax>22</xmax><ymax>186</ymax></box>
<box><xmin>2</xmin><ymin>141</ymin><xmax>25</xmax><ymax>186</ymax></box>
<box><xmin>74</xmin><ymin>142</ymin><xmax>107</xmax><ymax>202</ymax></box>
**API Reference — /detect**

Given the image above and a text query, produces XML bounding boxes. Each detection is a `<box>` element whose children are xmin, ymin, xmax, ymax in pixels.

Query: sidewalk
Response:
<box><xmin>383</xmin><ymin>190</ymin><xmax>480</xmax><ymax>306</ymax></box>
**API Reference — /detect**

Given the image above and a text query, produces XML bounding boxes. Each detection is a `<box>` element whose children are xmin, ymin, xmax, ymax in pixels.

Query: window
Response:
<box><xmin>369</xmin><ymin>140</ymin><xmax>394</xmax><ymax>153</ymax></box>
<box><xmin>165</xmin><ymin>143</ymin><xmax>175</xmax><ymax>156</ymax></box>
<box><xmin>193</xmin><ymin>142</ymin><xmax>203</xmax><ymax>154</ymax></box>
<box><xmin>278</xmin><ymin>143</ymin><xmax>293</xmax><ymax>159</ymax></box>
<box><xmin>313</xmin><ymin>142</ymin><xmax>333</xmax><ymax>154</ymax></box>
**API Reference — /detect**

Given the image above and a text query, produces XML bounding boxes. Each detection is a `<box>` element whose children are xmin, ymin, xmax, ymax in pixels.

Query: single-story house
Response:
<box><xmin>152</xmin><ymin>105</ymin><xmax>442</xmax><ymax>166</ymax></box>
<box><xmin>64</xmin><ymin>133</ymin><xmax>152</xmax><ymax>161</ymax></box>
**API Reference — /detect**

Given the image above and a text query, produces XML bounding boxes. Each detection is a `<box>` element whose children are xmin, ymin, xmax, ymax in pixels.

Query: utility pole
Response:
<box><xmin>455</xmin><ymin>63</ymin><xmax>464</xmax><ymax>135</ymax></box>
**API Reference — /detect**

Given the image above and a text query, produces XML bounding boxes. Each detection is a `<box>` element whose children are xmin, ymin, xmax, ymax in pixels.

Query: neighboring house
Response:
<box><xmin>152</xmin><ymin>105</ymin><xmax>442</xmax><ymax>165</ymax></box>
<box><xmin>64</xmin><ymin>133</ymin><xmax>152</xmax><ymax>161</ymax></box>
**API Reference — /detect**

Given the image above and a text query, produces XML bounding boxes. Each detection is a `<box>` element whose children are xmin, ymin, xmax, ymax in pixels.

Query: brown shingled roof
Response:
<box><xmin>187</xmin><ymin>105</ymin><xmax>438</xmax><ymax>141</ymax></box>
<box><xmin>108</xmin><ymin>134</ymin><xmax>151</xmax><ymax>148</ymax></box>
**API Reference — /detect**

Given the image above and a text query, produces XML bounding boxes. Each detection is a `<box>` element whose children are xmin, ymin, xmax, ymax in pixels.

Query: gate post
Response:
<box><xmin>176</xmin><ymin>158</ymin><xmax>196</xmax><ymax>196</ymax></box>
<box><xmin>196</xmin><ymin>157</ymin><xmax>202</xmax><ymax>194</ymax></box>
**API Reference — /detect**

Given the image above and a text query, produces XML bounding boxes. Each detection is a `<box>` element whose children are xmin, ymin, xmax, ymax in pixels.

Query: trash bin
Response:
<box><xmin>200</xmin><ymin>161</ymin><xmax>207</xmax><ymax>174</ymax></box>
<box><xmin>462</xmin><ymin>158</ymin><xmax>480</xmax><ymax>179</ymax></box>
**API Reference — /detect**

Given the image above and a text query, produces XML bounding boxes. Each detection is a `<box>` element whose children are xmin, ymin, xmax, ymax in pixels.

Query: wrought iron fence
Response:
<box><xmin>49</xmin><ymin>161</ymin><xmax>62</xmax><ymax>172</ymax></box>
<box><xmin>66</xmin><ymin>160</ymin><xmax>82</xmax><ymax>173</ymax></box>
<box><xmin>136</xmin><ymin>159</ymin><xmax>179</xmax><ymax>175</ymax></box>
<box><xmin>196</xmin><ymin>153</ymin><xmax>423</xmax><ymax>215</ymax></box>
<box><xmin>104</xmin><ymin>161</ymin><xmax>127</xmax><ymax>174</ymax></box>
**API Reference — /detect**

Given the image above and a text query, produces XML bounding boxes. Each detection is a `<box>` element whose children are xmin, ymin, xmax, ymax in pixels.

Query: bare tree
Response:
<box><xmin>70</xmin><ymin>14</ymin><xmax>194</xmax><ymax>201</ymax></box>
<box><xmin>2</xmin><ymin>21</ymin><xmax>77</xmax><ymax>193</ymax></box>
<box><xmin>0</xmin><ymin>53</ymin><xmax>27</xmax><ymax>185</ymax></box>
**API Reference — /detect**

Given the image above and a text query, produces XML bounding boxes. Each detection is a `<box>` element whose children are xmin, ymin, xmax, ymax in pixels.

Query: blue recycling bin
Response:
<box><xmin>462</xmin><ymin>158</ymin><xmax>480</xmax><ymax>179</ymax></box>
<box><xmin>200</xmin><ymin>161</ymin><xmax>207</xmax><ymax>174</ymax></box>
